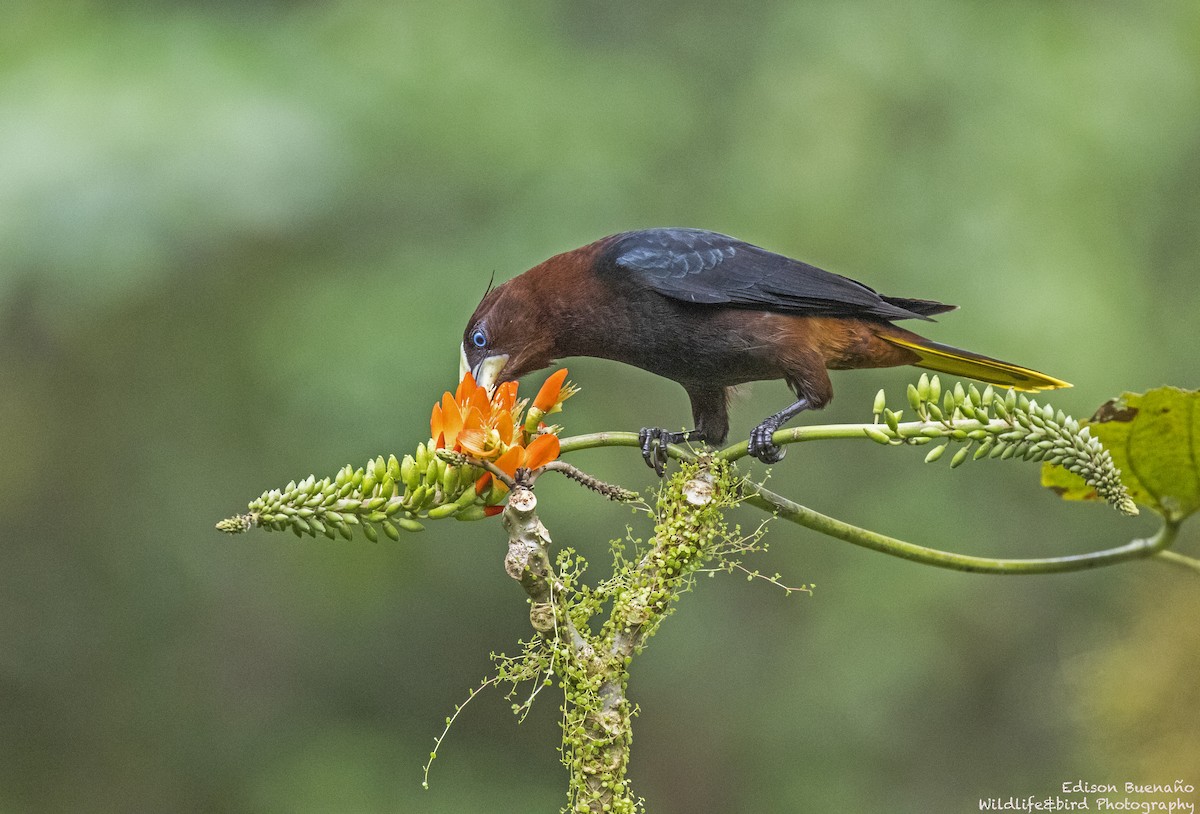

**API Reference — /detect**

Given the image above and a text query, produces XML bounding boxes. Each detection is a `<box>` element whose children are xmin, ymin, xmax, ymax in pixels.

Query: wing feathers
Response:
<box><xmin>606</xmin><ymin>228</ymin><xmax>947</xmax><ymax>322</ymax></box>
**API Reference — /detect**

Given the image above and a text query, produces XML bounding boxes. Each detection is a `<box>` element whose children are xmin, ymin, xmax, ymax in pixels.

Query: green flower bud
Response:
<box><xmin>427</xmin><ymin>501</ymin><xmax>463</xmax><ymax>519</ymax></box>
<box><xmin>907</xmin><ymin>384</ymin><xmax>922</xmax><ymax>414</ymax></box>
<box><xmin>872</xmin><ymin>389</ymin><xmax>887</xmax><ymax>416</ymax></box>
<box><xmin>401</xmin><ymin>455</ymin><xmax>419</xmax><ymax>491</ymax></box>
<box><xmin>379</xmin><ymin>475</ymin><xmax>396</xmax><ymax>498</ymax></box>
<box><xmin>864</xmin><ymin>426</ymin><xmax>893</xmax><ymax>445</ymax></box>
<box><xmin>884</xmin><ymin>409</ymin><xmax>901</xmax><ymax>434</ymax></box>
<box><xmin>441</xmin><ymin>462</ymin><xmax>459</xmax><ymax>497</ymax></box>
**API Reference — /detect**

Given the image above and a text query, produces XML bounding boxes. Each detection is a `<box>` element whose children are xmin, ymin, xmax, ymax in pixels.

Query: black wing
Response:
<box><xmin>602</xmin><ymin>227</ymin><xmax>952</xmax><ymax>321</ymax></box>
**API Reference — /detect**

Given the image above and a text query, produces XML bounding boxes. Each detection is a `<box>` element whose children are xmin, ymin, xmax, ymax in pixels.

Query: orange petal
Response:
<box><xmin>440</xmin><ymin>393</ymin><xmax>463</xmax><ymax>449</ymax></box>
<box><xmin>493</xmin><ymin>445</ymin><xmax>525</xmax><ymax>478</ymax></box>
<box><xmin>455</xmin><ymin>371</ymin><xmax>477</xmax><ymax>404</ymax></box>
<box><xmin>523</xmin><ymin>433</ymin><xmax>560</xmax><ymax>470</ymax></box>
<box><xmin>467</xmin><ymin>383</ymin><xmax>491</xmax><ymax>417</ymax></box>
<box><xmin>493</xmin><ymin>381</ymin><xmax>519</xmax><ymax>413</ymax></box>
<box><xmin>457</xmin><ymin>429</ymin><xmax>489</xmax><ymax>458</ymax></box>
<box><xmin>475</xmin><ymin>473</ymin><xmax>492</xmax><ymax>495</ymax></box>
<box><xmin>463</xmin><ymin>406</ymin><xmax>485</xmax><ymax>434</ymax></box>
<box><xmin>430</xmin><ymin>402</ymin><xmax>444</xmax><ymax>446</ymax></box>
<box><xmin>483</xmin><ymin>505</ymin><xmax>504</xmax><ymax>517</ymax></box>
<box><xmin>533</xmin><ymin>369</ymin><xmax>568</xmax><ymax>412</ymax></box>
<box><xmin>495</xmin><ymin>409</ymin><xmax>515</xmax><ymax>445</ymax></box>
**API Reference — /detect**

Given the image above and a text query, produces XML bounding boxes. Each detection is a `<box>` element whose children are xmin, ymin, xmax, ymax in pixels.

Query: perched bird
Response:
<box><xmin>460</xmin><ymin>228</ymin><xmax>1069</xmax><ymax>473</ymax></box>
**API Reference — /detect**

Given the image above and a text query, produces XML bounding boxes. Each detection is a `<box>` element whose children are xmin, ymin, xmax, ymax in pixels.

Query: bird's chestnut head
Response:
<box><xmin>460</xmin><ymin>278</ymin><xmax>556</xmax><ymax>393</ymax></box>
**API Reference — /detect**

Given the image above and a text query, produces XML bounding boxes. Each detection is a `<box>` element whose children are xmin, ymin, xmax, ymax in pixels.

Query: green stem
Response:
<box><xmin>554</xmin><ymin>430</ymin><xmax>1186</xmax><ymax>576</ymax></box>
<box><xmin>745</xmin><ymin>483</ymin><xmax>1179</xmax><ymax>574</ymax></box>
<box><xmin>558</xmin><ymin>431</ymin><xmax>665</xmax><ymax>456</ymax></box>
<box><xmin>556</xmin><ymin>424</ymin><xmax>882</xmax><ymax>461</ymax></box>
<box><xmin>717</xmin><ymin>422</ymin><xmax>895</xmax><ymax>461</ymax></box>
<box><xmin>1153</xmin><ymin>548</ymin><xmax>1200</xmax><ymax>574</ymax></box>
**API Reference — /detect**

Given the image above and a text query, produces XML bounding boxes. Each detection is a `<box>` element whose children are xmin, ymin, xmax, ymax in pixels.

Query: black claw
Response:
<box><xmin>639</xmin><ymin>427</ymin><xmax>683</xmax><ymax>477</ymax></box>
<box><xmin>748</xmin><ymin>423</ymin><xmax>786</xmax><ymax>464</ymax></box>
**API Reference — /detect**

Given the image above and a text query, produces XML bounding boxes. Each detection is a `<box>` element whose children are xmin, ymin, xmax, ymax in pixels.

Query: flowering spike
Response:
<box><xmin>220</xmin><ymin>370</ymin><xmax>578</xmax><ymax>537</ymax></box>
<box><xmin>866</xmin><ymin>377</ymin><xmax>1135</xmax><ymax>516</ymax></box>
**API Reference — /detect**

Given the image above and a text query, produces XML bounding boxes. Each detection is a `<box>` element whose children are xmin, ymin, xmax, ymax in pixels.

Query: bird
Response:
<box><xmin>459</xmin><ymin>227</ymin><xmax>1069</xmax><ymax>474</ymax></box>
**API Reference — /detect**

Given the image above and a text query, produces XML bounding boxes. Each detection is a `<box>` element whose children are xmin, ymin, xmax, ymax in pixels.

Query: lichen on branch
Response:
<box><xmin>432</xmin><ymin>456</ymin><xmax>775</xmax><ymax>814</ymax></box>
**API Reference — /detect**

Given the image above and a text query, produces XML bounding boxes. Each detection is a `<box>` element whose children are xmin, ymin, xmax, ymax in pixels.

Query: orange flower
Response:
<box><xmin>431</xmin><ymin>372</ymin><xmax>519</xmax><ymax>460</ymax></box>
<box><xmin>430</xmin><ymin>371</ymin><xmax>570</xmax><ymax>499</ymax></box>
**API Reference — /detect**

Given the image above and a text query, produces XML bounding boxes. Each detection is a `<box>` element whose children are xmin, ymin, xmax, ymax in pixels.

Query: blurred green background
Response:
<box><xmin>3</xmin><ymin>1</ymin><xmax>1198</xmax><ymax>812</ymax></box>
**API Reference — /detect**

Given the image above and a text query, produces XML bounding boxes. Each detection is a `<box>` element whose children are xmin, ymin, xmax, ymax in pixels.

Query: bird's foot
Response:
<box><xmin>639</xmin><ymin>427</ymin><xmax>687</xmax><ymax>477</ymax></box>
<box><xmin>748</xmin><ymin>421</ymin><xmax>786</xmax><ymax>464</ymax></box>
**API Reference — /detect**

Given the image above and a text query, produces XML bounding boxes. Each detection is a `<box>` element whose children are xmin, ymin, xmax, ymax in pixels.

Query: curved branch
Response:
<box><xmin>744</xmin><ymin>482</ymin><xmax>1180</xmax><ymax>574</ymax></box>
<box><xmin>554</xmin><ymin>430</ymin><xmax>1187</xmax><ymax>576</ymax></box>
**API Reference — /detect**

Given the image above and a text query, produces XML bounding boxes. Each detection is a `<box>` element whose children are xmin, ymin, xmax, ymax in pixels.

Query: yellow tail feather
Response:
<box><xmin>879</xmin><ymin>333</ymin><xmax>1071</xmax><ymax>393</ymax></box>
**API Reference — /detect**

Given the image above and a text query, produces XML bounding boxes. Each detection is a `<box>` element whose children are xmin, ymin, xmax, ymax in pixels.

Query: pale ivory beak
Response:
<box><xmin>459</xmin><ymin>343</ymin><xmax>509</xmax><ymax>395</ymax></box>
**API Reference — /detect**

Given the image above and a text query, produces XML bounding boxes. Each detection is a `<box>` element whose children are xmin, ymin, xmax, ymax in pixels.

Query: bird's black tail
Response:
<box><xmin>882</xmin><ymin>295</ymin><xmax>958</xmax><ymax>319</ymax></box>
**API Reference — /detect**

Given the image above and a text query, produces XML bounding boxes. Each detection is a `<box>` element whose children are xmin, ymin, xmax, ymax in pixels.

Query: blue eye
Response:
<box><xmin>471</xmin><ymin>329</ymin><xmax>487</xmax><ymax>348</ymax></box>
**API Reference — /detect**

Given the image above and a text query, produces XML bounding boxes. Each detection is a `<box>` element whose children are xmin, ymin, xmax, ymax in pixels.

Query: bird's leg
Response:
<box><xmin>748</xmin><ymin>398</ymin><xmax>812</xmax><ymax>463</ymax></box>
<box><xmin>640</xmin><ymin>386</ymin><xmax>728</xmax><ymax>476</ymax></box>
<box><xmin>639</xmin><ymin>428</ymin><xmax>692</xmax><ymax>477</ymax></box>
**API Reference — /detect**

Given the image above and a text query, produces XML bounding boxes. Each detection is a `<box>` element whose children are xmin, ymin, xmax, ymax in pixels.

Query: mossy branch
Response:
<box><xmin>480</xmin><ymin>458</ymin><xmax>741</xmax><ymax>814</ymax></box>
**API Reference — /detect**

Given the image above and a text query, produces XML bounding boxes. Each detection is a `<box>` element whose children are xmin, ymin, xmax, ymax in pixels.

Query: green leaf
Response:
<box><xmin>1041</xmin><ymin>386</ymin><xmax>1200</xmax><ymax>521</ymax></box>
